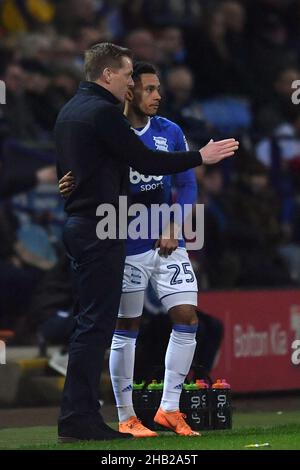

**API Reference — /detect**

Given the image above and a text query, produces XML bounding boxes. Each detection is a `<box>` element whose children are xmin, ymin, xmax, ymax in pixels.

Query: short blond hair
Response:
<box><xmin>84</xmin><ymin>42</ymin><xmax>132</xmax><ymax>81</ymax></box>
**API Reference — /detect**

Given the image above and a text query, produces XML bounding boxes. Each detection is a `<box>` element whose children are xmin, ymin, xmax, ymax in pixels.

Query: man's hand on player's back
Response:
<box><xmin>59</xmin><ymin>171</ymin><xmax>75</xmax><ymax>199</ymax></box>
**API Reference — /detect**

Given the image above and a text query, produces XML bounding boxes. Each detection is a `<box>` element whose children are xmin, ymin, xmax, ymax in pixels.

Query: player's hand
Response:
<box><xmin>155</xmin><ymin>223</ymin><xmax>179</xmax><ymax>257</ymax></box>
<box><xmin>200</xmin><ymin>138</ymin><xmax>239</xmax><ymax>164</ymax></box>
<box><xmin>59</xmin><ymin>171</ymin><xmax>75</xmax><ymax>198</ymax></box>
<box><xmin>155</xmin><ymin>237</ymin><xmax>179</xmax><ymax>257</ymax></box>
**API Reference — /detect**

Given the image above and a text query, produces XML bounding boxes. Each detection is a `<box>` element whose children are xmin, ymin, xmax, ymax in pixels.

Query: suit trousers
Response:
<box><xmin>59</xmin><ymin>216</ymin><xmax>125</xmax><ymax>424</ymax></box>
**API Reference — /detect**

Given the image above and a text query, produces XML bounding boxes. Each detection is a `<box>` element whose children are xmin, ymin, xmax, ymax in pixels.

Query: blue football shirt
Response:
<box><xmin>126</xmin><ymin>116</ymin><xmax>197</xmax><ymax>255</ymax></box>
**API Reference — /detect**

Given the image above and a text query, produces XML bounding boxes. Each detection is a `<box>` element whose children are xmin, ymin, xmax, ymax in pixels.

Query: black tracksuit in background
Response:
<box><xmin>54</xmin><ymin>81</ymin><xmax>202</xmax><ymax>438</ymax></box>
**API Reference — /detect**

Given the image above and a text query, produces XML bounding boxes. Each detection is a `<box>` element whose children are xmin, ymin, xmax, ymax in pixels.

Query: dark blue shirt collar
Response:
<box><xmin>78</xmin><ymin>81</ymin><xmax>120</xmax><ymax>105</ymax></box>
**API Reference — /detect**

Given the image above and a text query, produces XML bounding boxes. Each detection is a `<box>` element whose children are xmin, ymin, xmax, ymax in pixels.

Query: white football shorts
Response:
<box><xmin>118</xmin><ymin>247</ymin><xmax>198</xmax><ymax>318</ymax></box>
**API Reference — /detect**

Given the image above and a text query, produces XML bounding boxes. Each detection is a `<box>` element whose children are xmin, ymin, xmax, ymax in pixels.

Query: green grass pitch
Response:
<box><xmin>1</xmin><ymin>411</ymin><xmax>300</xmax><ymax>450</ymax></box>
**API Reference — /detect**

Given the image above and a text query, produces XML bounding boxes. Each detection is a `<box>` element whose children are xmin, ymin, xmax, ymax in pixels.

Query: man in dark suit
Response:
<box><xmin>55</xmin><ymin>42</ymin><xmax>238</xmax><ymax>442</ymax></box>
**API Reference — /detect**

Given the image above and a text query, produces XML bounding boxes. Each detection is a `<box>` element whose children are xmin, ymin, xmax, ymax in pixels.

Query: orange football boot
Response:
<box><xmin>119</xmin><ymin>416</ymin><xmax>158</xmax><ymax>438</ymax></box>
<box><xmin>154</xmin><ymin>408</ymin><xmax>200</xmax><ymax>436</ymax></box>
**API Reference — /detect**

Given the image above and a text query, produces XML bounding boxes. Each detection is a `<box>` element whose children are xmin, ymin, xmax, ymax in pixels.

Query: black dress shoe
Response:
<box><xmin>58</xmin><ymin>415</ymin><xmax>133</xmax><ymax>442</ymax></box>
<box><xmin>58</xmin><ymin>429</ymin><xmax>133</xmax><ymax>443</ymax></box>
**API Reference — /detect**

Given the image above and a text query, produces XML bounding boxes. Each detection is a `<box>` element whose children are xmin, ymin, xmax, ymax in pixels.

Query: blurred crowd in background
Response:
<box><xmin>1</xmin><ymin>0</ymin><xmax>300</xmax><ymax>343</ymax></box>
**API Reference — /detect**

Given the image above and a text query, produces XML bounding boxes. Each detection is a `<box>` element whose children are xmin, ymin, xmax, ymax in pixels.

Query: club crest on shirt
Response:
<box><xmin>153</xmin><ymin>136</ymin><xmax>168</xmax><ymax>152</ymax></box>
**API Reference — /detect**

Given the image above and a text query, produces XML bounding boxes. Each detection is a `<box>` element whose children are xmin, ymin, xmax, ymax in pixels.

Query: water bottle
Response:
<box><xmin>180</xmin><ymin>380</ymin><xmax>210</xmax><ymax>431</ymax></box>
<box><xmin>196</xmin><ymin>379</ymin><xmax>211</xmax><ymax>430</ymax></box>
<box><xmin>211</xmin><ymin>378</ymin><xmax>232</xmax><ymax>429</ymax></box>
